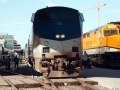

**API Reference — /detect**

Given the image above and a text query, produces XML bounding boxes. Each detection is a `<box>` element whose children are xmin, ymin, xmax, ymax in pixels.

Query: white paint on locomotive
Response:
<box><xmin>84</xmin><ymin>47</ymin><xmax>118</xmax><ymax>55</ymax></box>
<box><xmin>33</xmin><ymin>37</ymin><xmax>82</xmax><ymax>72</ymax></box>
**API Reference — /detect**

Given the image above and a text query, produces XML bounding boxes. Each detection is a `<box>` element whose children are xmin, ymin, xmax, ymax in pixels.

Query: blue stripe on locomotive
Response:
<box><xmin>33</xmin><ymin>7</ymin><xmax>83</xmax><ymax>41</ymax></box>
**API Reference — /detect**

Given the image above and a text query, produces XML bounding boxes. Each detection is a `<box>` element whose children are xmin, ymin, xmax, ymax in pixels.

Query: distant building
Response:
<box><xmin>0</xmin><ymin>33</ymin><xmax>14</xmax><ymax>50</ymax></box>
<box><xmin>14</xmin><ymin>40</ymin><xmax>21</xmax><ymax>50</ymax></box>
<box><xmin>14</xmin><ymin>44</ymin><xmax>21</xmax><ymax>50</ymax></box>
<box><xmin>0</xmin><ymin>36</ymin><xmax>6</xmax><ymax>47</ymax></box>
<box><xmin>0</xmin><ymin>34</ymin><xmax>8</xmax><ymax>48</ymax></box>
<box><xmin>5</xmin><ymin>35</ymin><xmax>14</xmax><ymax>49</ymax></box>
<box><xmin>14</xmin><ymin>40</ymin><xmax>18</xmax><ymax>45</ymax></box>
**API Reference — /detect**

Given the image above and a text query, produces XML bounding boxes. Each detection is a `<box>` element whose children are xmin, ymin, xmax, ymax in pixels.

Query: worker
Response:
<box><xmin>83</xmin><ymin>51</ymin><xmax>89</xmax><ymax>69</ymax></box>
<box><xmin>5</xmin><ymin>55</ymin><xmax>11</xmax><ymax>70</ymax></box>
<box><xmin>87</xmin><ymin>56</ymin><xmax>92</xmax><ymax>69</ymax></box>
<box><xmin>14</xmin><ymin>55</ymin><xmax>19</xmax><ymax>70</ymax></box>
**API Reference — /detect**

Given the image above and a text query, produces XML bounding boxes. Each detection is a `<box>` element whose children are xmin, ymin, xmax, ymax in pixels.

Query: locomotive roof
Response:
<box><xmin>108</xmin><ymin>21</ymin><xmax>120</xmax><ymax>24</ymax></box>
<box><xmin>36</xmin><ymin>6</ymin><xmax>79</xmax><ymax>13</ymax></box>
<box><xmin>83</xmin><ymin>25</ymin><xmax>105</xmax><ymax>35</ymax></box>
<box><xmin>31</xmin><ymin>6</ymin><xmax>84</xmax><ymax>22</ymax></box>
<box><xmin>83</xmin><ymin>21</ymin><xmax>120</xmax><ymax>35</ymax></box>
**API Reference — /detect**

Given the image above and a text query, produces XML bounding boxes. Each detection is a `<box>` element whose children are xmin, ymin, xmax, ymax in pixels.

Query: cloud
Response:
<box><xmin>103</xmin><ymin>9</ymin><xmax>120</xmax><ymax>13</ymax></box>
<box><xmin>0</xmin><ymin>0</ymin><xmax>7</xmax><ymax>3</ymax></box>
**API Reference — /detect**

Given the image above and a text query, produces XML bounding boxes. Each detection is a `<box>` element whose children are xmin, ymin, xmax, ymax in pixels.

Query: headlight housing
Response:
<box><xmin>61</xmin><ymin>34</ymin><xmax>65</xmax><ymax>38</ymax></box>
<box><xmin>73</xmin><ymin>41</ymin><xmax>78</xmax><ymax>46</ymax></box>
<box><xmin>55</xmin><ymin>34</ymin><xmax>60</xmax><ymax>38</ymax></box>
<box><xmin>44</xmin><ymin>41</ymin><xmax>49</xmax><ymax>46</ymax></box>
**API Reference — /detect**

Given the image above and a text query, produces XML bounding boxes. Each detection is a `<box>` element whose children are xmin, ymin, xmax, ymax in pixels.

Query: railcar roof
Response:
<box><xmin>83</xmin><ymin>25</ymin><xmax>105</xmax><ymax>35</ymax></box>
<box><xmin>108</xmin><ymin>21</ymin><xmax>120</xmax><ymax>24</ymax></box>
<box><xmin>83</xmin><ymin>21</ymin><xmax>120</xmax><ymax>35</ymax></box>
<box><xmin>32</xmin><ymin>6</ymin><xmax>84</xmax><ymax>22</ymax></box>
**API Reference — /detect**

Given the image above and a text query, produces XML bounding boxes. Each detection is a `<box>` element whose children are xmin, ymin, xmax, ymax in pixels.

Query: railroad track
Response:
<box><xmin>27</xmin><ymin>63</ymin><xmax>42</xmax><ymax>78</ymax></box>
<box><xmin>0</xmin><ymin>72</ymin><xmax>110</xmax><ymax>90</ymax></box>
<box><xmin>44</xmin><ymin>77</ymin><xmax>111</xmax><ymax>90</ymax></box>
<box><xmin>0</xmin><ymin>66</ymin><xmax>111</xmax><ymax>90</ymax></box>
<box><xmin>0</xmin><ymin>70</ymin><xmax>58</xmax><ymax>90</ymax></box>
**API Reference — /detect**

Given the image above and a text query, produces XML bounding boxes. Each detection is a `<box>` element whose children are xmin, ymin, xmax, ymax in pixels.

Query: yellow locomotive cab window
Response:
<box><xmin>87</xmin><ymin>34</ymin><xmax>90</xmax><ymax>37</ymax></box>
<box><xmin>94</xmin><ymin>32</ymin><xmax>96</xmax><ymax>35</ymax></box>
<box><xmin>83</xmin><ymin>35</ymin><xmax>86</xmax><ymax>38</ymax></box>
<box><xmin>104</xmin><ymin>30</ymin><xmax>118</xmax><ymax>36</ymax></box>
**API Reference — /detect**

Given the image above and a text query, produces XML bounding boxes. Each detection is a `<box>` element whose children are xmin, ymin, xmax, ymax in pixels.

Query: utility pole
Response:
<box><xmin>84</xmin><ymin>2</ymin><xmax>106</xmax><ymax>27</ymax></box>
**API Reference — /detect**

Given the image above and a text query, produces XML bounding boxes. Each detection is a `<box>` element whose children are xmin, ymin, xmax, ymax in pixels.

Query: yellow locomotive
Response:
<box><xmin>83</xmin><ymin>22</ymin><xmax>120</xmax><ymax>68</ymax></box>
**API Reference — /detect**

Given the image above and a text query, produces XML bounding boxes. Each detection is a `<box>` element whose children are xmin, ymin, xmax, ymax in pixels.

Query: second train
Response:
<box><xmin>83</xmin><ymin>22</ymin><xmax>120</xmax><ymax>68</ymax></box>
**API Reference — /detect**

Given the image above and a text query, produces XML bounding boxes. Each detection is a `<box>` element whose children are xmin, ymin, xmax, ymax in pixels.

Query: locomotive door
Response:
<box><xmin>98</xmin><ymin>31</ymin><xmax>102</xmax><ymax>54</ymax></box>
<box><xmin>98</xmin><ymin>31</ymin><xmax>105</xmax><ymax>54</ymax></box>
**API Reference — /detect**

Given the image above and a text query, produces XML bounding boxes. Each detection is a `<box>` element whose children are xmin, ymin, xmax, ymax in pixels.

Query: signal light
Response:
<box><xmin>72</xmin><ymin>35</ymin><xmax>75</xmax><ymax>38</ymax></box>
<box><xmin>46</xmin><ymin>36</ymin><xmax>48</xmax><ymax>38</ymax></box>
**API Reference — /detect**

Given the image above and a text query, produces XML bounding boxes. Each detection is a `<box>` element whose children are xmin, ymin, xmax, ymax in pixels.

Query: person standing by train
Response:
<box><xmin>87</xmin><ymin>56</ymin><xmax>92</xmax><ymax>69</ymax></box>
<box><xmin>14</xmin><ymin>55</ymin><xmax>19</xmax><ymax>70</ymax></box>
<box><xmin>83</xmin><ymin>51</ymin><xmax>89</xmax><ymax>69</ymax></box>
<box><xmin>5</xmin><ymin>55</ymin><xmax>11</xmax><ymax>70</ymax></box>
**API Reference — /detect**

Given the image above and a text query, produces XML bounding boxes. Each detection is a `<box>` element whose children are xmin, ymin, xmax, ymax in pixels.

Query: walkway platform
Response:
<box><xmin>0</xmin><ymin>60</ymin><xmax>31</xmax><ymax>75</ymax></box>
<box><xmin>0</xmin><ymin>60</ymin><xmax>42</xmax><ymax>78</ymax></box>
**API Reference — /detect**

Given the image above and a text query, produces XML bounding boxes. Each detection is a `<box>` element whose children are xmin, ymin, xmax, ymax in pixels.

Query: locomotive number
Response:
<box><xmin>57</xmin><ymin>22</ymin><xmax>62</xmax><ymax>25</ymax></box>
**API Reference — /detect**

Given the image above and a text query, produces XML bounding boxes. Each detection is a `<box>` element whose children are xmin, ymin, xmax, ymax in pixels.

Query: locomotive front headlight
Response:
<box><xmin>108</xmin><ymin>25</ymin><xmax>116</xmax><ymax>28</ymax></box>
<box><xmin>73</xmin><ymin>41</ymin><xmax>78</xmax><ymax>46</ymax></box>
<box><xmin>55</xmin><ymin>34</ymin><xmax>60</xmax><ymax>38</ymax></box>
<box><xmin>108</xmin><ymin>26</ymin><xmax>111</xmax><ymax>28</ymax></box>
<box><xmin>44</xmin><ymin>41</ymin><xmax>49</xmax><ymax>46</ymax></box>
<box><xmin>113</xmin><ymin>25</ymin><xmax>116</xmax><ymax>28</ymax></box>
<box><xmin>61</xmin><ymin>34</ymin><xmax>65</xmax><ymax>38</ymax></box>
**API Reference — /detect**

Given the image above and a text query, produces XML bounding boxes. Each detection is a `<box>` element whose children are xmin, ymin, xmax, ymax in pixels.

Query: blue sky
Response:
<box><xmin>0</xmin><ymin>0</ymin><xmax>120</xmax><ymax>48</ymax></box>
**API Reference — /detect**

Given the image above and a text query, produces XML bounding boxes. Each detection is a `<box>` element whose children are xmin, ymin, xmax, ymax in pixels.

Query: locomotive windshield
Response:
<box><xmin>40</xmin><ymin>13</ymin><xmax>57</xmax><ymax>20</ymax></box>
<box><xmin>104</xmin><ymin>30</ymin><xmax>118</xmax><ymax>36</ymax></box>
<box><xmin>60</xmin><ymin>13</ymin><xmax>78</xmax><ymax>20</ymax></box>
